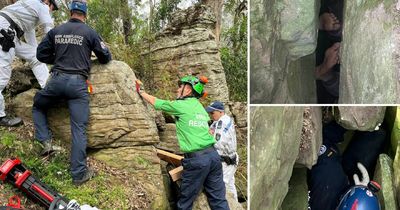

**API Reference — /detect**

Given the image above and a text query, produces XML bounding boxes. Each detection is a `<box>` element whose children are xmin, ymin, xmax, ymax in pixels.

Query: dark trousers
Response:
<box><xmin>32</xmin><ymin>71</ymin><xmax>89</xmax><ymax>180</ymax></box>
<box><xmin>308</xmin><ymin>123</ymin><xmax>386</xmax><ymax>210</ymax></box>
<box><xmin>177</xmin><ymin>149</ymin><xmax>230</xmax><ymax>210</ymax></box>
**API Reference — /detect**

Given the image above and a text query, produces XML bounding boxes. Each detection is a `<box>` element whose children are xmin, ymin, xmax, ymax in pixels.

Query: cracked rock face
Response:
<box><xmin>250</xmin><ymin>0</ymin><xmax>318</xmax><ymax>103</ymax></box>
<box><xmin>12</xmin><ymin>60</ymin><xmax>159</xmax><ymax>148</ymax></box>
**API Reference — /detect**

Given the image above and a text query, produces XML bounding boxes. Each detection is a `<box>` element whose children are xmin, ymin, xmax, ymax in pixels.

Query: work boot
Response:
<box><xmin>73</xmin><ymin>168</ymin><xmax>96</xmax><ymax>186</ymax></box>
<box><xmin>40</xmin><ymin>140</ymin><xmax>62</xmax><ymax>156</ymax></box>
<box><xmin>0</xmin><ymin>116</ymin><xmax>22</xmax><ymax>127</ymax></box>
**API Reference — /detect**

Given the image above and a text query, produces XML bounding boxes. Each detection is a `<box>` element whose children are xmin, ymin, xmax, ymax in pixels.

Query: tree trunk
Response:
<box><xmin>149</xmin><ymin>0</ymin><xmax>155</xmax><ymax>32</ymax></box>
<box><xmin>201</xmin><ymin>0</ymin><xmax>224</xmax><ymax>43</ymax></box>
<box><xmin>121</xmin><ymin>0</ymin><xmax>132</xmax><ymax>44</ymax></box>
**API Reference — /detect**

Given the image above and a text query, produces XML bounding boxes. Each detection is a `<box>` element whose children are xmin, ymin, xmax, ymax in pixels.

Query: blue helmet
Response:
<box><xmin>337</xmin><ymin>182</ymin><xmax>381</xmax><ymax>210</ymax></box>
<box><xmin>69</xmin><ymin>0</ymin><xmax>87</xmax><ymax>14</ymax></box>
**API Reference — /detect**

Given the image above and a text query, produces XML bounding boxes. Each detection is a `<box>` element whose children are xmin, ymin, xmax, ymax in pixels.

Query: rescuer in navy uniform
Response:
<box><xmin>33</xmin><ymin>0</ymin><xmax>111</xmax><ymax>186</ymax></box>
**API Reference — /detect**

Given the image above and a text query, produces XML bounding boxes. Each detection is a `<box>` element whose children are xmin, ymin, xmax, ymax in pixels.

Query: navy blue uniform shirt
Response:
<box><xmin>37</xmin><ymin>18</ymin><xmax>112</xmax><ymax>78</ymax></box>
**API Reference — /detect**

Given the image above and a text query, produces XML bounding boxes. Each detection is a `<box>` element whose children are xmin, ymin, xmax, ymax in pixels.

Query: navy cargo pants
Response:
<box><xmin>308</xmin><ymin>121</ymin><xmax>386</xmax><ymax>210</ymax></box>
<box><xmin>32</xmin><ymin>71</ymin><xmax>89</xmax><ymax>180</ymax></box>
<box><xmin>178</xmin><ymin>147</ymin><xmax>230</xmax><ymax>210</ymax></box>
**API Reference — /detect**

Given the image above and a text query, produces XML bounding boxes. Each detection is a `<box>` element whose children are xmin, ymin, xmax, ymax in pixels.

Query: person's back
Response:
<box><xmin>137</xmin><ymin>75</ymin><xmax>230</xmax><ymax>210</ymax></box>
<box><xmin>2</xmin><ymin>0</ymin><xmax>54</xmax><ymax>34</ymax></box>
<box><xmin>37</xmin><ymin>18</ymin><xmax>111</xmax><ymax>77</ymax></box>
<box><xmin>155</xmin><ymin>97</ymin><xmax>215</xmax><ymax>153</ymax></box>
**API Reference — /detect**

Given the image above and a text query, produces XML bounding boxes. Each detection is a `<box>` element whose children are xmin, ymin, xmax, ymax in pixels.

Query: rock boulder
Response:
<box><xmin>250</xmin><ymin>0</ymin><xmax>318</xmax><ymax>103</ymax></box>
<box><xmin>340</xmin><ymin>0</ymin><xmax>400</xmax><ymax>104</ymax></box>
<box><xmin>13</xmin><ymin>60</ymin><xmax>160</xmax><ymax>148</ymax></box>
<box><xmin>335</xmin><ymin>107</ymin><xmax>386</xmax><ymax>131</ymax></box>
<box><xmin>373</xmin><ymin>154</ymin><xmax>398</xmax><ymax>210</ymax></box>
<box><xmin>296</xmin><ymin>107</ymin><xmax>322</xmax><ymax>169</ymax></box>
<box><xmin>250</xmin><ymin>106</ymin><xmax>304</xmax><ymax>209</ymax></box>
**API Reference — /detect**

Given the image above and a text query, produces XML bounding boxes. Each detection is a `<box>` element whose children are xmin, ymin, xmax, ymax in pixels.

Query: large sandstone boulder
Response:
<box><xmin>13</xmin><ymin>61</ymin><xmax>160</xmax><ymax>148</ymax></box>
<box><xmin>142</xmin><ymin>5</ymin><xmax>230</xmax><ymax>104</ymax></box>
<box><xmin>296</xmin><ymin>107</ymin><xmax>322</xmax><ymax>169</ymax></box>
<box><xmin>158</xmin><ymin>123</ymin><xmax>180</xmax><ymax>154</ymax></box>
<box><xmin>335</xmin><ymin>107</ymin><xmax>386</xmax><ymax>131</ymax></box>
<box><xmin>340</xmin><ymin>0</ymin><xmax>400</xmax><ymax>104</ymax></box>
<box><xmin>92</xmin><ymin>146</ymin><xmax>170</xmax><ymax>210</ymax></box>
<box><xmin>250</xmin><ymin>0</ymin><xmax>318</xmax><ymax>103</ymax></box>
<box><xmin>250</xmin><ymin>106</ymin><xmax>304</xmax><ymax>209</ymax></box>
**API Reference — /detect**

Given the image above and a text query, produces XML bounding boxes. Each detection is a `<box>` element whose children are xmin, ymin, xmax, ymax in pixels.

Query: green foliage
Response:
<box><xmin>220</xmin><ymin>1</ymin><xmax>248</xmax><ymax>102</ymax></box>
<box><xmin>0</xmin><ymin>129</ymin><xmax>130</xmax><ymax>209</ymax></box>
<box><xmin>152</xmin><ymin>0</ymin><xmax>182</xmax><ymax>32</ymax></box>
<box><xmin>0</xmin><ymin>133</ymin><xmax>15</xmax><ymax>148</ymax></box>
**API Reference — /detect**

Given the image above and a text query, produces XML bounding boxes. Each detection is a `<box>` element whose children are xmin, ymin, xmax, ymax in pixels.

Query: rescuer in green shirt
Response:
<box><xmin>136</xmin><ymin>75</ymin><xmax>230</xmax><ymax>210</ymax></box>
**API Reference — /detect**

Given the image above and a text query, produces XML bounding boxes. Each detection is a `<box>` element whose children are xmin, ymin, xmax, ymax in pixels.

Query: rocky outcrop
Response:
<box><xmin>158</xmin><ymin>123</ymin><xmax>180</xmax><ymax>153</ymax></box>
<box><xmin>93</xmin><ymin>146</ymin><xmax>169</xmax><ymax>209</ymax></box>
<box><xmin>340</xmin><ymin>0</ymin><xmax>400</xmax><ymax>104</ymax></box>
<box><xmin>373</xmin><ymin>154</ymin><xmax>398</xmax><ymax>210</ymax></box>
<box><xmin>250</xmin><ymin>106</ymin><xmax>304</xmax><ymax>209</ymax></box>
<box><xmin>228</xmin><ymin>102</ymin><xmax>247</xmax><ymax>147</ymax></box>
<box><xmin>13</xmin><ymin>61</ymin><xmax>160</xmax><ymax>148</ymax></box>
<box><xmin>250</xmin><ymin>0</ymin><xmax>318</xmax><ymax>103</ymax></box>
<box><xmin>297</xmin><ymin>107</ymin><xmax>322</xmax><ymax>169</ymax></box>
<box><xmin>335</xmin><ymin>107</ymin><xmax>386</xmax><ymax>131</ymax></box>
<box><xmin>12</xmin><ymin>61</ymin><xmax>168</xmax><ymax>209</ymax></box>
<box><xmin>142</xmin><ymin>5</ymin><xmax>230</xmax><ymax>104</ymax></box>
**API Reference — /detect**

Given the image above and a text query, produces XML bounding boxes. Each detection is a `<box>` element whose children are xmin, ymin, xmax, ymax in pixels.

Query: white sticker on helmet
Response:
<box><xmin>366</xmin><ymin>190</ymin><xmax>373</xmax><ymax>197</ymax></box>
<box><xmin>318</xmin><ymin>145</ymin><xmax>327</xmax><ymax>156</ymax></box>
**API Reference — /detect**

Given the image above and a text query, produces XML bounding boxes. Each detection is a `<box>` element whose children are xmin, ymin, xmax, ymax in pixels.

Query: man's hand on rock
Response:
<box><xmin>135</xmin><ymin>79</ymin><xmax>145</xmax><ymax>95</ymax></box>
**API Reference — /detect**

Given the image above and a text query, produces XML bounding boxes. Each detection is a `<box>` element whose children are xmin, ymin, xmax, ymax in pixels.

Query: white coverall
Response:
<box><xmin>0</xmin><ymin>0</ymin><xmax>52</xmax><ymax>117</ymax></box>
<box><xmin>210</xmin><ymin>114</ymin><xmax>238</xmax><ymax>201</ymax></box>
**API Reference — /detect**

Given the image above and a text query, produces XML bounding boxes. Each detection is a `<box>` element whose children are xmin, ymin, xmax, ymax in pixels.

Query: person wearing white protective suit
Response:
<box><xmin>206</xmin><ymin>101</ymin><xmax>239</xmax><ymax>201</ymax></box>
<box><xmin>0</xmin><ymin>0</ymin><xmax>64</xmax><ymax>126</ymax></box>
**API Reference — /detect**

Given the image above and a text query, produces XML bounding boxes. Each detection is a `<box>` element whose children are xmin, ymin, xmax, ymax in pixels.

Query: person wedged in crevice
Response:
<box><xmin>315</xmin><ymin>0</ymin><xmax>344</xmax><ymax>104</ymax></box>
<box><xmin>308</xmin><ymin>107</ymin><xmax>386</xmax><ymax>210</ymax></box>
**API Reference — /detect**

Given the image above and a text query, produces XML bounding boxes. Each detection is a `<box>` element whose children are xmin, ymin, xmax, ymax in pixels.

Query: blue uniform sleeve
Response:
<box><xmin>37</xmin><ymin>29</ymin><xmax>55</xmax><ymax>64</ymax></box>
<box><xmin>91</xmin><ymin>31</ymin><xmax>112</xmax><ymax>64</ymax></box>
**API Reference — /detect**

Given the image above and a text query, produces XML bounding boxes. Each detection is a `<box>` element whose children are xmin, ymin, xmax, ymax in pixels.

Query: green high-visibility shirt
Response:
<box><xmin>154</xmin><ymin>97</ymin><xmax>215</xmax><ymax>153</ymax></box>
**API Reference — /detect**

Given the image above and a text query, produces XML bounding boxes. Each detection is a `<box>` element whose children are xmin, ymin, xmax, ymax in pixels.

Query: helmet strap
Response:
<box><xmin>177</xmin><ymin>84</ymin><xmax>195</xmax><ymax>100</ymax></box>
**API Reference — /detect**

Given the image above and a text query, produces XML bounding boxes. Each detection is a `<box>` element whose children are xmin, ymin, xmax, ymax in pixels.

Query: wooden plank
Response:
<box><xmin>169</xmin><ymin>166</ymin><xmax>183</xmax><ymax>182</ymax></box>
<box><xmin>156</xmin><ymin>149</ymin><xmax>183</xmax><ymax>166</ymax></box>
